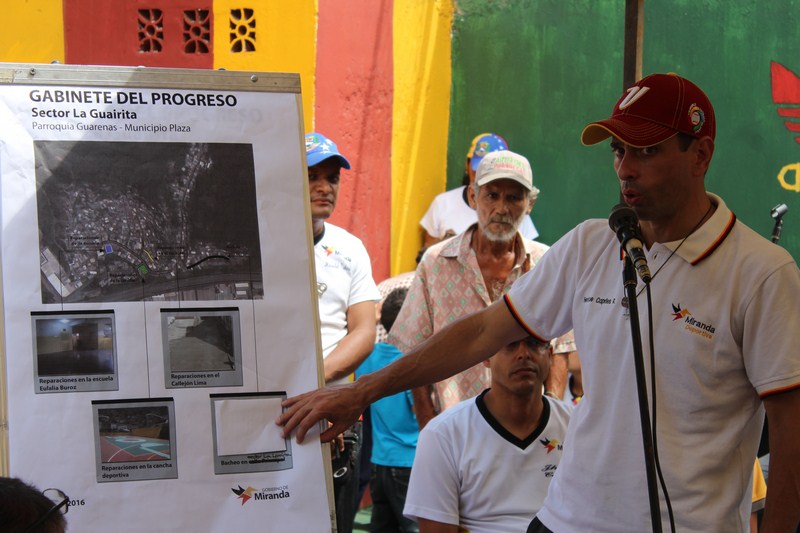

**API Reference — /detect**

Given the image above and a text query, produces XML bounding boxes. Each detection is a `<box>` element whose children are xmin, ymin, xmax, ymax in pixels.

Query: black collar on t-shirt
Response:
<box><xmin>475</xmin><ymin>388</ymin><xmax>551</xmax><ymax>450</ymax></box>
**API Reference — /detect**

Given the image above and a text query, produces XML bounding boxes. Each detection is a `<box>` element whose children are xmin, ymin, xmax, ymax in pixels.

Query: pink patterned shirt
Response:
<box><xmin>388</xmin><ymin>225</ymin><xmax>576</xmax><ymax>412</ymax></box>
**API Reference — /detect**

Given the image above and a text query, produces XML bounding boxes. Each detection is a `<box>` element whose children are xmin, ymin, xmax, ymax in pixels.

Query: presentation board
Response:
<box><xmin>0</xmin><ymin>63</ymin><xmax>333</xmax><ymax>531</ymax></box>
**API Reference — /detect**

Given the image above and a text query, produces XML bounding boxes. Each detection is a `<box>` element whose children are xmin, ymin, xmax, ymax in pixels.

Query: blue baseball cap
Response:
<box><xmin>305</xmin><ymin>132</ymin><xmax>351</xmax><ymax>170</ymax></box>
<box><xmin>467</xmin><ymin>133</ymin><xmax>508</xmax><ymax>171</ymax></box>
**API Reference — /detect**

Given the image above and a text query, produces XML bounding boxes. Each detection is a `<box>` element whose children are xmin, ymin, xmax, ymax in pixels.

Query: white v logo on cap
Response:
<box><xmin>618</xmin><ymin>86</ymin><xmax>650</xmax><ymax>110</ymax></box>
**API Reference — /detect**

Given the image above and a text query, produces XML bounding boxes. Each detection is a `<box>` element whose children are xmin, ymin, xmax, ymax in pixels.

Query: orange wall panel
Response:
<box><xmin>315</xmin><ymin>0</ymin><xmax>393</xmax><ymax>282</ymax></box>
<box><xmin>64</xmin><ymin>0</ymin><xmax>213</xmax><ymax>68</ymax></box>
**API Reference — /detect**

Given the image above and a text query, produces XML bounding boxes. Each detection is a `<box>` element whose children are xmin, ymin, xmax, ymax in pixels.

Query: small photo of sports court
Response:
<box><xmin>97</xmin><ymin>405</ymin><xmax>171</xmax><ymax>463</ymax></box>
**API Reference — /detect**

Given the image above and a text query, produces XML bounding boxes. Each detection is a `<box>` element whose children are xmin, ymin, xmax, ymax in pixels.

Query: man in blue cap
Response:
<box><xmin>419</xmin><ymin>133</ymin><xmax>539</xmax><ymax>248</ymax></box>
<box><xmin>304</xmin><ymin>132</ymin><xmax>381</xmax><ymax>532</ymax></box>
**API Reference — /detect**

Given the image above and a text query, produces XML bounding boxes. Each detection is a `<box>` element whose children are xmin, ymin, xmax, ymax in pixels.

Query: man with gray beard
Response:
<box><xmin>388</xmin><ymin>150</ymin><xmax>576</xmax><ymax>429</ymax></box>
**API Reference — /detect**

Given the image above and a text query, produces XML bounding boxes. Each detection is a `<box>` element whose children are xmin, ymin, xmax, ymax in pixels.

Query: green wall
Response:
<box><xmin>448</xmin><ymin>0</ymin><xmax>800</xmax><ymax>261</ymax></box>
<box><xmin>644</xmin><ymin>0</ymin><xmax>800</xmax><ymax>257</ymax></box>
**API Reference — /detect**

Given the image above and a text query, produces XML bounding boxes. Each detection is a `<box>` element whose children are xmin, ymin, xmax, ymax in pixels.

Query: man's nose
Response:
<box><xmin>514</xmin><ymin>343</ymin><xmax>532</xmax><ymax>360</ymax></box>
<box><xmin>311</xmin><ymin>178</ymin><xmax>331</xmax><ymax>193</ymax></box>
<box><xmin>496</xmin><ymin>197</ymin><xmax>512</xmax><ymax>213</ymax></box>
<box><xmin>616</xmin><ymin>152</ymin><xmax>638</xmax><ymax>181</ymax></box>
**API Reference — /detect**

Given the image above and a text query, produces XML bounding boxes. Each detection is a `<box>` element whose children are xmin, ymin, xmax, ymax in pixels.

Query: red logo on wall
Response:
<box><xmin>771</xmin><ymin>61</ymin><xmax>800</xmax><ymax>144</ymax></box>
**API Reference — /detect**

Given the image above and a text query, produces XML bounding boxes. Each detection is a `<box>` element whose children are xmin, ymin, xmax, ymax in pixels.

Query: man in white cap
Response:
<box><xmin>419</xmin><ymin>133</ymin><xmax>539</xmax><ymax>248</ymax></box>
<box><xmin>389</xmin><ymin>150</ymin><xmax>575</xmax><ymax>429</ymax></box>
<box><xmin>305</xmin><ymin>132</ymin><xmax>381</xmax><ymax>533</ymax></box>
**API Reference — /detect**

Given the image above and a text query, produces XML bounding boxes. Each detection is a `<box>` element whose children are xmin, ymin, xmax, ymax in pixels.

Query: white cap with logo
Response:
<box><xmin>475</xmin><ymin>150</ymin><xmax>535</xmax><ymax>194</ymax></box>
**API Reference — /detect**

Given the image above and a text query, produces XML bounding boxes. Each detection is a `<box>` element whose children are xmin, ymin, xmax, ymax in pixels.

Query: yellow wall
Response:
<box><xmin>213</xmin><ymin>0</ymin><xmax>317</xmax><ymax>133</ymax></box>
<box><xmin>0</xmin><ymin>0</ymin><xmax>67</xmax><ymax>478</ymax></box>
<box><xmin>391</xmin><ymin>0</ymin><xmax>453</xmax><ymax>274</ymax></box>
<box><xmin>1</xmin><ymin>0</ymin><xmax>65</xmax><ymax>63</ymax></box>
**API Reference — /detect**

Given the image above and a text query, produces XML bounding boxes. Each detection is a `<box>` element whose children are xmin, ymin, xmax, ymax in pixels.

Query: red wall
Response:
<box><xmin>64</xmin><ymin>0</ymin><xmax>213</xmax><ymax>68</ymax></box>
<box><xmin>315</xmin><ymin>0</ymin><xmax>393</xmax><ymax>282</ymax></box>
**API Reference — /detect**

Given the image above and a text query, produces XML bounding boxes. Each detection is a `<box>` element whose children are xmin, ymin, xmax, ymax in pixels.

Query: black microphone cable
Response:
<box><xmin>610</xmin><ymin>203</ymin><xmax>679</xmax><ymax>532</ymax></box>
<box><xmin>643</xmin><ymin>284</ymin><xmax>676</xmax><ymax>533</ymax></box>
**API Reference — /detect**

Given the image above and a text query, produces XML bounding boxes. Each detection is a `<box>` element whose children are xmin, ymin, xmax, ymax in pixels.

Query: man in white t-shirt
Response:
<box><xmin>305</xmin><ymin>132</ymin><xmax>381</xmax><ymax>533</ymax></box>
<box><xmin>280</xmin><ymin>76</ymin><xmax>800</xmax><ymax>532</ymax></box>
<box><xmin>419</xmin><ymin>133</ymin><xmax>539</xmax><ymax>248</ymax></box>
<box><xmin>403</xmin><ymin>336</ymin><xmax>571</xmax><ymax>533</ymax></box>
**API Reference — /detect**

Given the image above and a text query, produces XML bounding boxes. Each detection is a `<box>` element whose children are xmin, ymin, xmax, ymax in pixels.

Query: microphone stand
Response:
<box><xmin>622</xmin><ymin>257</ymin><xmax>662</xmax><ymax>533</ymax></box>
<box><xmin>771</xmin><ymin>216</ymin><xmax>785</xmax><ymax>244</ymax></box>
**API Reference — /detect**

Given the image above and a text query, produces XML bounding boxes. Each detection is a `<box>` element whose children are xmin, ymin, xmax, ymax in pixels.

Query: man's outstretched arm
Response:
<box><xmin>277</xmin><ymin>298</ymin><xmax>527</xmax><ymax>443</ymax></box>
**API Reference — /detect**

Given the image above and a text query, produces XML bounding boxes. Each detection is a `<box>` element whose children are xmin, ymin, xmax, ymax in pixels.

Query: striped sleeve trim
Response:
<box><xmin>759</xmin><ymin>381</ymin><xmax>800</xmax><ymax>399</ymax></box>
<box><xmin>503</xmin><ymin>294</ymin><xmax>549</xmax><ymax>343</ymax></box>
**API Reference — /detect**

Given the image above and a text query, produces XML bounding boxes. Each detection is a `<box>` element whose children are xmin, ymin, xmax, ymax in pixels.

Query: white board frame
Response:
<box><xmin>0</xmin><ymin>62</ymin><xmax>333</xmax><ymax>531</ymax></box>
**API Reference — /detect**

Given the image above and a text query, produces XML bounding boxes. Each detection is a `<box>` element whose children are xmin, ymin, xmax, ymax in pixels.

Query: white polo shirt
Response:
<box><xmin>505</xmin><ymin>194</ymin><xmax>800</xmax><ymax>532</ymax></box>
<box><xmin>314</xmin><ymin>222</ymin><xmax>380</xmax><ymax>385</ymax></box>
<box><xmin>404</xmin><ymin>391</ymin><xmax>571</xmax><ymax>533</ymax></box>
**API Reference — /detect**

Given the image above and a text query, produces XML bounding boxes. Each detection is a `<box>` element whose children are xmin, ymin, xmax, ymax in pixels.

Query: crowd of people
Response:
<box><xmin>283</xmin><ymin>73</ymin><xmax>800</xmax><ymax>533</ymax></box>
<box><xmin>3</xmin><ymin>73</ymin><xmax>797</xmax><ymax>533</ymax></box>
<box><xmin>304</xmin><ymin>128</ymin><xmax>578</xmax><ymax>532</ymax></box>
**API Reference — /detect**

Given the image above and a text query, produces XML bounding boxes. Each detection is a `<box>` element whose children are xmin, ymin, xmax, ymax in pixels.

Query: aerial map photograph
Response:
<box><xmin>35</xmin><ymin>141</ymin><xmax>264</xmax><ymax>303</ymax></box>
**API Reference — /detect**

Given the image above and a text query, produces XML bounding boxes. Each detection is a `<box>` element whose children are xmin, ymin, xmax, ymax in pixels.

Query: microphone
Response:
<box><xmin>609</xmin><ymin>204</ymin><xmax>652</xmax><ymax>283</ymax></box>
<box><xmin>771</xmin><ymin>203</ymin><xmax>788</xmax><ymax>220</ymax></box>
<box><xmin>770</xmin><ymin>203</ymin><xmax>788</xmax><ymax>244</ymax></box>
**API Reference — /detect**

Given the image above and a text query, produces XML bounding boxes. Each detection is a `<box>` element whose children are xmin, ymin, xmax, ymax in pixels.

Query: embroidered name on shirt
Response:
<box><xmin>323</xmin><ymin>259</ymin><xmax>352</xmax><ymax>273</ymax></box>
<box><xmin>583</xmin><ymin>296</ymin><xmax>616</xmax><ymax>305</ymax></box>
<box><xmin>541</xmin><ymin>464</ymin><xmax>558</xmax><ymax>478</ymax></box>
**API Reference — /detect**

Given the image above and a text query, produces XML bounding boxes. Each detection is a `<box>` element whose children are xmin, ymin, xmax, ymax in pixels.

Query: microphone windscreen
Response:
<box><xmin>608</xmin><ymin>204</ymin><xmax>638</xmax><ymax>235</ymax></box>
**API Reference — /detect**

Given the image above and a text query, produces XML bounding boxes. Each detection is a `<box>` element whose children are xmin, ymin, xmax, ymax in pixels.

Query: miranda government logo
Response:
<box><xmin>671</xmin><ymin>303</ymin><xmax>691</xmax><ymax>321</ymax></box>
<box><xmin>321</xmin><ymin>245</ymin><xmax>352</xmax><ymax>263</ymax></box>
<box><xmin>539</xmin><ymin>437</ymin><xmax>562</xmax><ymax>454</ymax></box>
<box><xmin>231</xmin><ymin>484</ymin><xmax>292</xmax><ymax>506</ymax></box>
<box><xmin>232</xmin><ymin>485</ymin><xmax>256</xmax><ymax>505</ymax></box>
<box><xmin>671</xmin><ymin>303</ymin><xmax>716</xmax><ymax>339</ymax></box>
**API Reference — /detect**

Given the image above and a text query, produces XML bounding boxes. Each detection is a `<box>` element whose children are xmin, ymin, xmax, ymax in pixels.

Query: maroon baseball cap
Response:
<box><xmin>581</xmin><ymin>73</ymin><xmax>716</xmax><ymax>148</ymax></box>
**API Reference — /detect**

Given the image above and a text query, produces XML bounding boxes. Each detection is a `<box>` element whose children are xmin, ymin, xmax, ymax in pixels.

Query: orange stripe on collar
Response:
<box><xmin>691</xmin><ymin>212</ymin><xmax>736</xmax><ymax>266</ymax></box>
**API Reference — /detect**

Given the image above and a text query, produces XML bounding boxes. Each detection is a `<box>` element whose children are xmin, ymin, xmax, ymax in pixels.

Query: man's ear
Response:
<box><xmin>467</xmin><ymin>184</ymin><xmax>478</xmax><ymax>209</ymax></box>
<box><xmin>693</xmin><ymin>136</ymin><xmax>715</xmax><ymax>177</ymax></box>
<box><xmin>526</xmin><ymin>196</ymin><xmax>536</xmax><ymax>215</ymax></box>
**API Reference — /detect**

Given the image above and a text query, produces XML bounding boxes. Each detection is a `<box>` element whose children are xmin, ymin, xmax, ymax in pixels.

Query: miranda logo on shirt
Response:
<box><xmin>671</xmin><ymin>303</ymin><xmax>716</xmax><ymax>340</ymax></box>
<box><xmin>322</xmin><ymin>245</ymin><xmax>351</xmax><ymax>262</ymax></box>
<box><xmin>539</xmin><ymin>437</ymin><xmax>562</xmax><ymax>454</ymax></box>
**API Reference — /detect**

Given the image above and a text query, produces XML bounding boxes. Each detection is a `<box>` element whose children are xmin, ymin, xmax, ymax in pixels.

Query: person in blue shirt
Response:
<box><xmin>357</xmin><ymin>287</ymin><xmax>419</xmax><ymax>533</ymax></box>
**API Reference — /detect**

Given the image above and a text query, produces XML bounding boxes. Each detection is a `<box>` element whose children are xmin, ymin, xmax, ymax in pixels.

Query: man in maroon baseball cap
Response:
<box><xmin>579</xmin><ymin>73</ymin><xmax>719</xmax><ymax>240</ymax></box>
<box><xmin>581</xmin><ymin>72</ymin><xmax>715</xmax><ymax>147</ymax></box>
<box><xmin>278</xmin><ymin>74</ymin><xmax>800</xmax><ymax>533</ymax></box>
